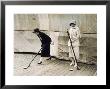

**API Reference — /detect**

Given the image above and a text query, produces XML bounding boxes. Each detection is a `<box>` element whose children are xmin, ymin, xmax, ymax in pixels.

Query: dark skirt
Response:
<box><xmin>41</xmin><ymin>44</ymin><xmax>50</xmax><ymax>57</ymax></box>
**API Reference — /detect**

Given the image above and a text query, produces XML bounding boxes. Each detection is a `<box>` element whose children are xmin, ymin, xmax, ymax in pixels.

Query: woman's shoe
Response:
<box><xmin>38</xmin><ymin>61</ymin><xmax>42</xmax><ymax>64</ymax></box>
<box><xmin>69</xmin><ymin>68</ymin><xmax>74</xmax><ymax>71</ymax></box>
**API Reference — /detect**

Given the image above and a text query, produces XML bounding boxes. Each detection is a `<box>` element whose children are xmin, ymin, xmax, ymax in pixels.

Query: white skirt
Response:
<box><xmin>68</xmin><ymin>40</ymin><xmax>80</xmax><ymax>60</ymax></box>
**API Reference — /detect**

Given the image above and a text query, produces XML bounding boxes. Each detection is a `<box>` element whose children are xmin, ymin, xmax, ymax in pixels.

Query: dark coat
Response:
<box><xmin>36</xmin><ymin>32</ymin><xmax>52</xmax><ymax>57</ymax></box>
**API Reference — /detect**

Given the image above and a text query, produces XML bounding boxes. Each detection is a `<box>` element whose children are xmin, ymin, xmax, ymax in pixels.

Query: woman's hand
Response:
<box><xmin>51</xmin><ymin>41</ymin><xmax>54</xmax><ymax>45</ymax></box>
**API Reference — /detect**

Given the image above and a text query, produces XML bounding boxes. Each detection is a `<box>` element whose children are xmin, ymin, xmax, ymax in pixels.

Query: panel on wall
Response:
<box><xmin>38</xmin><ymin>14</ymin><xmax>49</xmax><ymax>31</ymax></box>
<box><xmin>86</xmin><ymin>14</ymin><xmax>97</xmax><ymax>33</ymax></box>
<box><xmin>78</xmin><ymin>14</ymin><xmax>97</xmax><ymax>33</ymax></box>
<box><xmin>14</xmin><ymin>14</ymin><xmax>39</xmax><ymax>30</ymax></box>
<box><xmin>48</xmin><ymin>14</ymin><xmax>61</xmax><ymax>31</ymax></box>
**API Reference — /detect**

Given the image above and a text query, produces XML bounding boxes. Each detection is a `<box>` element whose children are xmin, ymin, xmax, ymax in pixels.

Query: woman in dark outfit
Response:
<box><xmin>33</xmin><ymin>28</ymin><xmax>52</xmax><ymax>64</ymax></box>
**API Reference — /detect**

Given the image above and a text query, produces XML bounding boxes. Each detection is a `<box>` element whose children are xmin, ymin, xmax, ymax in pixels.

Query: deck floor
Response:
<box><xmin>14</xmin><ymin>54</ymin><xmax>97</xmax><ymax>76</ymax></box>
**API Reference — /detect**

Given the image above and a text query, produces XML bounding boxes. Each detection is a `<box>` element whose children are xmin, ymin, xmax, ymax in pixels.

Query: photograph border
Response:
<box><xmin>1</xmin><ymin>0</ymin><xmax>110</xmax><ymax>88</ymax></box>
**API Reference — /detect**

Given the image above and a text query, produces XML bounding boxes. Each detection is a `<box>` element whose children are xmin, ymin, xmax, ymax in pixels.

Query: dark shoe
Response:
<box><xmin>69</xmin><ymin>66</ymin><xmax>80</xmax><ymax>71</ymax></box>
<box><xmin>74</xmin><ymin>65</ymin><xmax>80</xmax><ymax>70</ymax></box>
<box><xmin>38</xmin><ymin>61</ymin><xmax>42</xmax><ymax>64</ymax></box>
<box><xmin>46</xmin><ymin>57</ymin><xmax>51</xmax><ymax>60</ymax></box>
<box><xmin>76</xmin><ymin>66</ymin><xmax>80</xmax><ymax>70</ymax></box>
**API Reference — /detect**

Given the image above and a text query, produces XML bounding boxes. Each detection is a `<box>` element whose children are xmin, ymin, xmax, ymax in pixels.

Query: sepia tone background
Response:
<box><xmin>14</xmin><ymin>14</ymin><xmax>97</xmax><ymax>64</ymax></box>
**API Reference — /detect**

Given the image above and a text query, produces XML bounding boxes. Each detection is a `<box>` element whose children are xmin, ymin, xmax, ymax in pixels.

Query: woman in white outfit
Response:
<box><xmin>68</xmin><ymin>20</ymin><xmax>81</xmax><ymax>71</ymax></box>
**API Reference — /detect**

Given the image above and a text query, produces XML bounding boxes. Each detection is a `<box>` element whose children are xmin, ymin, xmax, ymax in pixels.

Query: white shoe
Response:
<box><xmin>69</xmin><ymin>68</ymin><xmax>74</xmax><ymax>71</ymax></box>
<box><xmin>38</xmin><ymin>61</ymin><xmax>42</xmax><ymax>64</ymax></box>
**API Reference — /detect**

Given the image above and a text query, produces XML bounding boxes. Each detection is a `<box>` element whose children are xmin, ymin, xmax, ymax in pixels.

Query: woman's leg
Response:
<box><xmin>38</xmin><ymin>57</ymin><xmax>43</xmax><ymax>64</ymax></box>
<box><xmin>69</xmin><ymin>46</ymin><xmax>80</xmax><ymax>70</ymax></box>
<box><xmin>69</xmin><ymin>46</ymin><xmax>75</xmax><ymax>66</ymax></box>
<box><xmin>73</xmin><ymin>46</ymin><xmax>79</xmax><ymax>67</ymax></box>
<box><xmin>38</xmin><ymin>57</ymin><xmax>50</xmax><ymax>64</ymax></box>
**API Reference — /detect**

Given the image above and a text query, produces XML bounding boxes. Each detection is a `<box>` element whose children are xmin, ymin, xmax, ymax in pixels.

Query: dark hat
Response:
<box><xmin>69</xmin><ymin>20</ymin><xmax>76</xmax><ymax>26</ymax></box>
<box><xmin>70</xmin><ymin>23</ymin><xmax>76</xmax><ymax>26</ymax></box>
<box><xmin>33</xmin><ymin>28</ymin><xmax>40</xmax><ymax>33</ymax></box>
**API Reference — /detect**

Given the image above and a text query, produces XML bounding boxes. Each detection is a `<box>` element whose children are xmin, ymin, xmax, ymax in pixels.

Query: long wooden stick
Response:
<box><xmin>67</xmin><ymin>30</ymin><xmax>78</xmax><ymax>66</ymax></box>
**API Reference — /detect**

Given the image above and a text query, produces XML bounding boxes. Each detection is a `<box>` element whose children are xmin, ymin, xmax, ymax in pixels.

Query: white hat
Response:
<box><xmin>70</xmin><ymin>20</ymin><xmax>76</xmax><ymax>24</ymax></box>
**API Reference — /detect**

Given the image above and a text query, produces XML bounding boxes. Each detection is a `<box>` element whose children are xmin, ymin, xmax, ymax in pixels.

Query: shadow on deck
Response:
<box><xmin>14</xmin><ymin>54</ymin><xmax>97</xmax><ymax>76</ymax></box>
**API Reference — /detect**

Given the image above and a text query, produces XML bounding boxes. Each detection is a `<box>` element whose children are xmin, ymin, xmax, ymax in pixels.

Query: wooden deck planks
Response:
<box><xmin>14</xmin><ymin>54</ymin><xmax>97</xmax><ymax>76</ymax></box>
